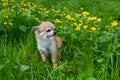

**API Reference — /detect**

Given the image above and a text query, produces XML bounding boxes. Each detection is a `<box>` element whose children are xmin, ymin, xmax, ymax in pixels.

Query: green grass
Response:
<box><xmin>0</xmin><ymin>0</ymin><xmax>120</xmax><ymax>80</ymax></box>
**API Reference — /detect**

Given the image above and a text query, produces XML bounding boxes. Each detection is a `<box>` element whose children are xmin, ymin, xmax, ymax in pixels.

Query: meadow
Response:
<box><xmin>0</xmin><ymin>0</ymin><xmax>120</xmax><ymax>80</ymax></box>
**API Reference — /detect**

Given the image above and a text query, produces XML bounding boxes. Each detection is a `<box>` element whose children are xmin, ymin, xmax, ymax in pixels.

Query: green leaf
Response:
<box><xmin>87</xmin><ymin>77</ymin><xmax>96</xmax><ymax>80</ymax></box>
<box><xmin>0</xmin><ymin>12</ymin><xmax>3</xmax><ymax>24</ymax></box>
<box><xmin>0</xmin><ymin>64</ymin><xmax>4</xmax><ymax>70</ymax></box>
<box><xmin>0</xmin><ymin>25</ymin><xmax>4</xmax><ymax>31</ymax></box>
<box><xmin>97</xmin><ymin>58</ymin><xmax>104</xmax><ymax>63</ymax></box>
<box><xmin>19</xmin><ymin>25</ymin><xmax>27</xmax><ymax>32</ymax></box>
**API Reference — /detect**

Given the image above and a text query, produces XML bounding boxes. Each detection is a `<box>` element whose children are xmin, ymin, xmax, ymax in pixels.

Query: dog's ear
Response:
<box><xmin>32</xmin><ymin>26</ymin><xmax>39</xmax><ymax>31</ymax></box>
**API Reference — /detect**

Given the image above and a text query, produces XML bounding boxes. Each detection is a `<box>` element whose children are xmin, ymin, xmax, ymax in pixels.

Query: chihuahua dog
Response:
<box><xmin>33</xmin><ymin>21</ymin><xmax>62</xmax><ymax>68</ymax></box>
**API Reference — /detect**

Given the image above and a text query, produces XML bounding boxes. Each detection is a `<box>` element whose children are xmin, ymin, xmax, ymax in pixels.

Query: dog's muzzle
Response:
<box><xmin>53</xmin><ymin>31</ymin><xmax>56</xmax><ymax>36</ymax></box>
<box><xmin>47</xmin><ymin>31</ymin><xmax>56</xmax><ymax>38</ymax></box>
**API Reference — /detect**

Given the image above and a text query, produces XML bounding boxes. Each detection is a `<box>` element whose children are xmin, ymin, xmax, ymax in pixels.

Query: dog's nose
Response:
<box><xmin>54</xmin><ymin>31</ymin><xmax>56</xmax><ymax>35</ymax></box>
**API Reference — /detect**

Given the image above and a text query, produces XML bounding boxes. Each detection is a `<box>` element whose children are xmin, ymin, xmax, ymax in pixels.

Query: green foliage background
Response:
<box><xmin>0</xmin><ymin>0</ymin><xmax>120</xmax><ymax>80</ymax></box>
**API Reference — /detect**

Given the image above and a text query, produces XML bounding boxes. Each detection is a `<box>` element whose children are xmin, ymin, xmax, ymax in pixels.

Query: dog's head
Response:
<box><xmin>33</xmin><ymin>21</ymin><xmax>56</xmax><ymax>38</ymax></box>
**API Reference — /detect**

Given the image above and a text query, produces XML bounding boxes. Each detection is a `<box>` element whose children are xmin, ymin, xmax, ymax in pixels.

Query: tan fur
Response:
<box><xmin>33</xmin><ymin>21</ymin><xmax>62</xmax><ymax>68</ymax></box>
<box><xmin>54</xmin><ymin>36</ymin><xmax>62</xmax><ymax>48</ymax></box>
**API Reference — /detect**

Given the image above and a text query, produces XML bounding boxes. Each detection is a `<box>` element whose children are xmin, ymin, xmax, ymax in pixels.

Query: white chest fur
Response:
<box><xmin>36</xmin><ymin>36</ymin><xmax>56</xmax><ymax>56</ymax></box>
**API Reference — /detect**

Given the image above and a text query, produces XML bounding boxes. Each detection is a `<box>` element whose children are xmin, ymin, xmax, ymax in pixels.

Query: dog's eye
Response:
<box><xmin>46</xmin><ymin>29</ymin><xmax>51</xmax><ymax>32</ymax></box>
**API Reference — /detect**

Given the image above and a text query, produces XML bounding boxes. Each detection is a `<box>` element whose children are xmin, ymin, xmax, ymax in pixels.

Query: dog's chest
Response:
<box><xmin>36</xmin><ymin>37</ymin><xmax>56</xmax><ymax>53</ymax></box>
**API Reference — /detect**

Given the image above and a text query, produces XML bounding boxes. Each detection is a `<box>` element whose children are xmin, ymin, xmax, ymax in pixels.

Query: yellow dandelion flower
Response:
<box><xmin>1</xmin><ymin>9</ymin><xmax>6</xmax><ymax>14</ymax></box>
<box><xmin>65</xmin><ymin>15</ymin><xmax>75</xmax><ymax>20</ymax></box>
<box><xmin>75</xmin><ymin>24</ymin><xmax>81</xmax><ymax>30</ymax></box>
<box><xmin>34</xmin><ymin>17</ymin><xmax>39</xmax><ymax>20</ymax></box>
<box><xmin>30</xmin><ymin>7</ymin><xmax>33</xmax><ymax>10</ymax></box>
<box><xmin>79</xmin><ymin>20</ymin><xmax>83</xmax><ymax>24</ymax></box>
<box><xmin>82</xmin><ymin>11</ymin><xmax>89</xmax><ymax>16</ymax></box>
<box><xmin>83</xmin><ymin>25</ymin><xmax>88</xmax><ymax>29</ymax></box>
<box><xmin>111</xmin><ymin>21</ymin><xmax>118</xmax><ymax>27</ymax></box>
<box><xmin>39</xmin><ymin>7</ymin><xmax>43</xmax><ymax>10</ymax></box>
<box><xmin>11</xmin><ymin>6</ymin><xmax>16</xmax><ymax>9</ymax></box>
<box><xmin>3</xmin><ymin>21</ymin><xmax>7</xmax><ymax>25</ymax></box>
<box><xmin>12</xmin><ymin>0</ymin><xmax>15</xmax><ymax>2</ymax></box>
<box><xmin>88</xmin><ymin>16</ymin><xmax>97</xmax><ymax>21</ymax></box>
<box><xmin>97</xmin><ymin>18</ymin><xmax>101</xmax><ymax>22</ymax></box>
<box><xmin>91</xmin><ymin>27</ymin><xmax>96</xmax><ymax>31</ymax></box>
<box><xmin>79</xmin><ymin>20</ymin><xmax>82</xmax><ymax>23</ymax></box>
<box><xmin>27</xmin><ymin>2</ymin><xmax>31</xmax><ymax>7</ymax></box>
<box><xmin>21</xmin><ymin>2</ymin><xmax>24</xmax><ymax>5</ymax></box>
<box><xmin>66</xmin><ymin>15</ymin><xmax>70</xmax><ymax>19</ymax></box>
<box><xmin>33</xmin><ymin>4</ymin><xmax>38</xmax><ymax>8</ymax></box>
<box><xmin>21</xmin><ymin>0</ymin><xmax>24</xmax><ymax>2</ymax></box>
<box><xmin>60</xmin><ymin>14</ymin><xmax>63</xmax><ymax>16</ymax></box>
<box><xmin>11</xmin><ymin>9</ymin><xmax>14</xmax><ymax>12</ymax></box>
<box><xmin>42</xmin><ymin>8</ymin><xmax>46</xmax><ymax>10</ymax></box>
<box><xmin>75</xmin><ymin>26</ymin><xmax>81</xmax><ymax>30</ymax></box>
<box><xmin>64</xmin><ymin>7</ymin><xmax>68</xmax><ymax>10</ymax></box>
<box><xmin>23</xmin><ymin>4</ymin><xmax>27</xmax><ymax>7</ymax></box>
<box><xmin>54</xmin><ymin>19</ymin><xmax>61</xmax><ymax>23</ymax></box>
<box><xmin>70</xmin><ymin>17</ymin><xmax>75</xmax><ymax>20</ymax></box>
<box><xmin>44</xmin><ymin>11</ymin><xmax>49</xmax><ymax>14</ymax></box>
<box><xmin>56</xmin><ymin>9</ymin><xmax>60</xmax><ymax>12</ymax></box>
<box><xmin>20</xmin><ymin>8</ymin><xmax>27</xmax><ymax>11</ymax></box>
<box><xmin>1</xmin><ymin>9</ymin><xmax>5</xmax><ymax>13</ymax></box>
<box><xmin>52</xmin><ymin>8</ymin><xmax>56</xmax><ymax>12</ymax></box>
<box><xmin>66</xmin><ymin>21</ymin><xmax>68</xmax><ymax>23</ymax></box>
<box><xmin>63</xmin><ymin>14</ymin><xmax>66</xmax><ymax>16</ymax></box>
<box><xmin>92</xmin><ymin>17</ymin><xmax>97</xmax><ymax>20</ymax></box>
<box><xmin>80</xmin><ymin>7</ymin><xmax>84</xmax><ymax>10</ymax></box>
<box><xmin>27</xmin><ymin>11</ymin><xmax>31</xmax><ymax>14</ymax></box>
<box><xmin>34</xmin><ymin>17</ymin><xmax>40</xmax><ymax>23</ymax></box>
<box><xmin>88</xmin><ymin>17</ymin><xmax>92</xmax><ymax>21</ymax></box>
<box><xmin>86</xmin><ymin>19</ymin><xmax>90</xmax><ymax>22</ymax></box>
<box><xmin>3</xmin><ymin>2</ymin><xmax>8</xmax><ymax>7</ymax></box>
<box><xmin>4</xmin><ymin>16</ymin><xmax>8</xmax><ymax>18</ymax></box>
<box><xmin>78</xmin><ymin>23</ymin><xmax>82</xmax><ymax>27</ymax></box>
<box><xmin>59</xmin><ymin>26</ymin><xmax>63</xmax><ymax>28</ymax></box>
<box><xmin>72</xmin><ymin>22</ymin><xmax>77</xmax><ymax>26</ymax></box>
<box><xmin>105</xmin><ymin>25</ymin><xmax>109</xmax><ymax>29</ymax></box>
<box><xmin>1</xmin><ymin>0</ymin><xmax>4</xmax><ymax>2</ymax></box>
<box><xmin>78</xmin><ymin>10</ymin><xmax>80</xmax><ymax>12</ymax></box>
<box><xmin>8</xmin><ymin>22</ymin><xmax>13</xmax><ymax>26</ymax></box>
<box><xmin>98</xmin><ymin>27</ymin><xmax>100</xmax><ymax>30</ymax></box>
